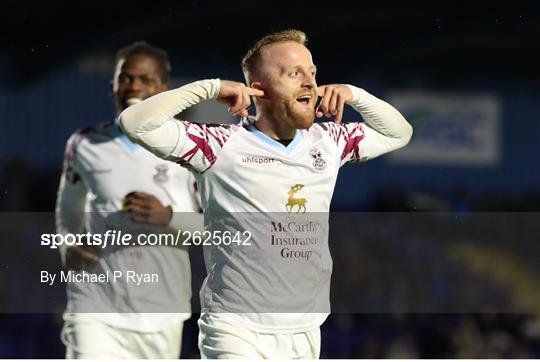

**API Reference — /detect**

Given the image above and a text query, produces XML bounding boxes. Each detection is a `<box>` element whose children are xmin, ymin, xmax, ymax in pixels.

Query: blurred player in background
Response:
<box><xmin>120</xmin><ymin>30</ymin><xmax>412</xmax><ymax>358</ymax></box>
<box><xmin>55</xmin><ymin>41</ymin><xmax>202</xmax><ymax>358</ymax></box>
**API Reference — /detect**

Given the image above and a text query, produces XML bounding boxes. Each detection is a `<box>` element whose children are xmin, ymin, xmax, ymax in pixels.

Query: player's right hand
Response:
<box><xmin>217</xmin><ymin>80</ymin><xmax>265</xmax><ymax>117</ymax></box>
<box><xmin>65</xmin><ymin>245</ymin><xmax>100</xmax><ymax>271</ymax></box>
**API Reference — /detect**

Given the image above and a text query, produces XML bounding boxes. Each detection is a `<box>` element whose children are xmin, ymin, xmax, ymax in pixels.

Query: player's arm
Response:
<box><xmin>118</xmin><ymin>79</ymin><xmax>264</xmax><ymax>171</ymax></box>
<box><xmin>122</xmin><ymin>191</ymin><xmax>203</xmax><ymax>232</ymax></box>
<box><xmin>167</xmin><ymin>206</ymin><xmax>204</xmax><ymax>250</ymax></box>
<box><xmin>317</xmin><ymin>84</ymin><xmax>413</xmax><ymax>162</ymax></box>
<box><xmin>122</xmin><ymin>189</ymin><xmax>203</xmax><ymax>249</ymax></box>
<box><xmin>168</xmin><ymin>207</ymin><xmax>204</xmax><ymax>234</ymax></box>
<box><xmin>55</xmin><ymin>137</ymin><xmax>99</xmax><ymax>269</ymax></box>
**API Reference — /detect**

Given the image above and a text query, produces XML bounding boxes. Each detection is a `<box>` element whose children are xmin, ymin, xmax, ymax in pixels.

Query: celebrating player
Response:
<box><xmin>119</xmin><ymin>30</ymin><xmax>412</xmax><ymax>358</ymax></box>
<box><xmin>56</xmin><ymin>41</ymin><xmax>202</xmax><ymax>358</ymax></box>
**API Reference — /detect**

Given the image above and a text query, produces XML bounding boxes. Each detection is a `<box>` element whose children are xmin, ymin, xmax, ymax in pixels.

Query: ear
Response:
<box><xmin>250</xmin><ymin>82</ymin><xmax>265</xmax><ymax>97</ymax></box>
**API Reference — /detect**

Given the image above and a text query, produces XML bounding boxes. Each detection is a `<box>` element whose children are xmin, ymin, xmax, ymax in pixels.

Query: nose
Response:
<box><xmin>302</xmin><ymin>73</ymin><xmax>316</xmax><ymax>90</ymax></box>
<box><xmin>126</xmin><ymin>77</ymin><xmax>144</xmax><ymax>91</ymax></box>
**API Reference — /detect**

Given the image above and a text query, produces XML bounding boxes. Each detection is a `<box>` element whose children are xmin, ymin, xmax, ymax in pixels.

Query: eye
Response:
<box><xmin>140</xmin><ymin>76</ymin><xmax>156</xmax><ymax>85</ymax></box>
<box><xmin>118</xmin><ymin>74</ymin><xmax>131</xmax><ymax>84</ymax></box>
<box><xmin>289</xmin><ymin>70</ymin><xmax>301</xmax><ymax>78</ymax></box>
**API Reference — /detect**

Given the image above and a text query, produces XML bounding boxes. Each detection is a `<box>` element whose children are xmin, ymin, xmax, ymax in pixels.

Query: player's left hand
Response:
<box><xmin>122</xmin><ymin>191</ymin><xmax>172</xmax><ymax>226</ymax></box>
<box><xmin>316</xmin><ymin>84</ymin><xmax>353</xmax><ymax>124</ymax></box>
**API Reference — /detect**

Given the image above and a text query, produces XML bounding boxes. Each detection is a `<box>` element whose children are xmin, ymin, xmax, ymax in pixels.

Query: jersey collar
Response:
<box><xmin>246</xmin><ymin>123</ymin><xmax>302</xmax><ymax>156</ymax></box>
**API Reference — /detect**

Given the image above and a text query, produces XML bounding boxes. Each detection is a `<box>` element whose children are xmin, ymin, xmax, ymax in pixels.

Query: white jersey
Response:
<box><xmin>119</xmin><ymin>79</ymin><xmax>412</xmax><ymax>333</ymax></box>
<box><xmin>56</xmin><ymin>122</ymin><xmax>202</xmax><ymax>332</ymax></box>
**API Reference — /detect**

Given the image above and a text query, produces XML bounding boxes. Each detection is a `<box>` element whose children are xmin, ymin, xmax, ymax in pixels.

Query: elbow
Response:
<box><xmin>402</xmin><ymin>121</ymin><xmax>413</xmax><ymax>146</ymax></box>
<box><xmin>393</xmin><ymin>120</ymin><xmax>413</xmax><ymax>150</ymax></box>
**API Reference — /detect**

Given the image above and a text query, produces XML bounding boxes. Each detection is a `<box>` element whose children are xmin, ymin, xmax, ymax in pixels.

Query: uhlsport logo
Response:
<box><xmin>241</xmin><ymin>156</ymin><xmax>276</xmax><ymax>164</ymax></box>
<box><xmin>153</xmin><ymin>164</ymin><xmax>169</xmax><ymax>183</ymax></box>
<box><xmin>309</xmin><ymin>148</ymin><xmax>327</xmax><ymax>171</ymax></box>
<box><xmin>285</xmin><ymin>184</ymin><xmax>307</xmax><ymax>214</ymax></box>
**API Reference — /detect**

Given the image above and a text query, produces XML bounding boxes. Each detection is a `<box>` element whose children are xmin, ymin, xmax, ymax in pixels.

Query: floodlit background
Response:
<box><xmin>0</xmin><ymin>1</ymin><xmax>539</xmax><ymax>358</ymax></box>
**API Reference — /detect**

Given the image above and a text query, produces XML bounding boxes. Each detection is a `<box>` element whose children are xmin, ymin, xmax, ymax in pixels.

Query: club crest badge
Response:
<box><xmin>309</xmin><ymin>148</ymin><xmax>327</xmax><ymax>171</ymax></box>
<box><xmin>153</xmin><ymin>164</ymin><xmax>170</xmax><ymax>183</ymax></box>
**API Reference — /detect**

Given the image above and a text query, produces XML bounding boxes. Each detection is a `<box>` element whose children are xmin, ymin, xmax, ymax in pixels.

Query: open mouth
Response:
<box><xmin>126</xmin><ymin>97</ymin><xmax>143</xmax><ymax>106</ymax></box>
<box><xmin>296</xmin><ymin>95</ymin><xmax>312</xmax><ymax>106</ymax></box>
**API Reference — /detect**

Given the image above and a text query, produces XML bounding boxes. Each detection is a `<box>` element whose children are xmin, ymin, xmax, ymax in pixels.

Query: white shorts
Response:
<box><xmin>61</xmin><ymin>314</ymin><xmax>183</xmax><ymax>359</ymax></box>
<box><xmin>198</xmin><ymin>314</ymin><xmax>321</xmax><ymax>359</ymax></box>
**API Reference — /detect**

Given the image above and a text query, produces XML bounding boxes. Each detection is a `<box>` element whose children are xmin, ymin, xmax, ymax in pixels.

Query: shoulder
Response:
<box><xmin>308</xmin><ymin>122</ymin><xmax>365</xmax><ymax>144</ymax></box>
<box><xmin>307</xmin><ymin>122</ymin><xmax>344</xmax><ymax>139</ymax></box>
<box><xmin>180</xmin><ymin>121</ymin><xmax>241</xmax><ymax>133</ymax></box>
<box><xmin>64</xmin><ymin>121</ymin><xmax>116</xmax><ymax>158</ymax></box>
<box><xmin>67</xmin><ymin>121</ymin><xmax>115</xmax><ymax>146</ymax></box>
<box><xmin>181</xmin><ymin>121</ymin><xmax>243</xmax><ymax>144</ymax></box>
<box><xmin>309</xmin><ymin>122</ymin><xmax>343</xmax><ymax>133</ymax></box>
<box><xmin>311</xmin><ymin>121</ymin><xmax>364</xmax><ymax>133</ymax></box>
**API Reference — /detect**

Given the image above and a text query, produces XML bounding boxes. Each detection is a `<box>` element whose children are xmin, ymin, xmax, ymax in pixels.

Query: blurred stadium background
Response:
<box><xmin>0</xmin><ymin>1</ymin><xmax>539</xmax><ymax>358</ymax></box>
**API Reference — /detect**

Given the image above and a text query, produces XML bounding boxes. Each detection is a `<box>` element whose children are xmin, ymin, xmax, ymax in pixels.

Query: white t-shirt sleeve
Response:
<box><xmin>119</xmin><ymin>79</ymin><xmax>237</xmax><ymax>173</ymax></box>
<box><xmin>344</xmin><ymin>85</ymin><xmax>413</xmax><ymax>163</ymax></box>
<box><xmin>55</xmin><ymin>135</ymin><xmax>88</xmax><ymax>266</ymax></box>
<box><xmin>323</xmin><ymin>85</ymin><xmax>413</xmax><ymax>166</ymax></box>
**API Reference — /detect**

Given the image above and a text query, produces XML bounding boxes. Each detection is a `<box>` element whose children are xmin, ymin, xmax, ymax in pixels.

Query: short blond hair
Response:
<box><xmin>241</xmin><ymin>29</ymin><xmax>308</xmax><ymax>84</ymax></box>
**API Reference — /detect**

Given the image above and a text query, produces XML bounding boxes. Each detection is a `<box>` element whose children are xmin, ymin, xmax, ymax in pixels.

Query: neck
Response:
<box><xmin>254</xmin><ymin>112</ymin><xmax>296</xmax><ymax>140</ymax></box>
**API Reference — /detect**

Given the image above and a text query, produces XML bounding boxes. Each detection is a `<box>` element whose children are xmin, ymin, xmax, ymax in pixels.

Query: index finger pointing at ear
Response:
<box><xmin>247</xmin><ymin>88</ymin><xmax>265</xmax><ymax>97</ymax></box>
